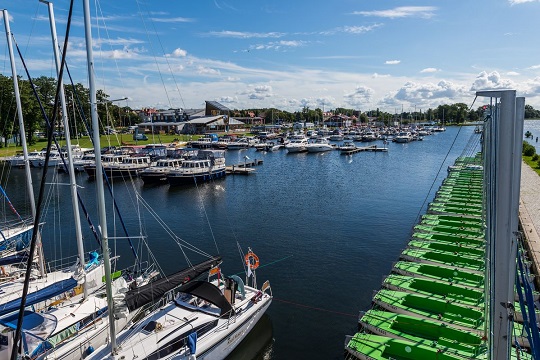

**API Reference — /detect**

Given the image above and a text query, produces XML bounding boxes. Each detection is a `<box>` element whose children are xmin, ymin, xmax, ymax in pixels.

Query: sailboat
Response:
<box><xmin>87</xmin><ymin>249</ymin><xmax>272</xmax><ymax>360</ymax></box>
<box><xmin>83</xmin><ymin>1</ymin><xmax>271</xmax><ymax>358</ymax></box>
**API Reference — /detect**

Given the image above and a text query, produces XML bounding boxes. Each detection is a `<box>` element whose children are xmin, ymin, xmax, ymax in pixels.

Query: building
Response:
<box><xmin>136</xmin><ymin>101</ymin><xmax>245</xmax><ymax>134</ymax></box>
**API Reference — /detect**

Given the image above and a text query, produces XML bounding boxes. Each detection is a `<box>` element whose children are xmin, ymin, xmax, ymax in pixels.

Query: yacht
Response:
<box><xmin>84</xmin><ymin>154</ymin><xmax>128</xmax><ymax>178</ymax></box>
<box><xmin>285</xmin><ymin>135</ymin><xmax>309</xmax><ymax>153</ymax></box>
<box><xmin>72</xmin><ymin>153</ymin><xmax>96</xmax><ymax>172</ymax></box>
<box><xmin>103</xmin><ymin>155</ymin><xmax>152</xmax><ymax>178</ymax></box>
<box><xmin>139</xmin><ymin>158</ymin><xmax>183</xmax><ymax>184</ymax></box>
<box><xmin>167</xmin><ymin>150</ymin><xmax>226</xmax><ymax>186</ymax></box>
<box><xmin>306</xmin><ymin>137</ymin><xmax>334</xmax><ymax>153</ymax></box>
<box><xmin>85</xmin><ymin>255</ymin><xmax>272</xmax><ymax>360</ymax></box>
<box><xmin>227</xmin><ymin>137</ymin><xmax>250</xmax><ymax>150</ymax></box>
<box><xmin>393</xmin><ymin>131</ymin><xmax>413</xmax><ymax>143</ymax></box>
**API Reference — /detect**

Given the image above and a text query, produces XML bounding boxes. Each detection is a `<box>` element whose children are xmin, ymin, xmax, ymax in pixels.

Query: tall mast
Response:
<box><xmin>2</xmin><ymin>9</ymin><xmax>46</xmax><ymax>278</ymax></box>
<box><xmin>82</xmin><ymin>0</ymin><xmax>117</xmax><ymax>352</ymax></box>
<box><xmin>40</xmin><ymin>0</ymin><xmax>88</xmax><ymax>297</ymax></box>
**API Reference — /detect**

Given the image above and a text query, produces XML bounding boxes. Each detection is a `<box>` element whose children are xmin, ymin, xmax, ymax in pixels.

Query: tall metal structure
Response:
<box><xmin>476</xmin><ymin>90</ymin><xmax>524</xmax><ymax>360</ymax></box>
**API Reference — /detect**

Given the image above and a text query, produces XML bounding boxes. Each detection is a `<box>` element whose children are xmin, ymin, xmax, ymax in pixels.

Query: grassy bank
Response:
<box><xmin>523</xmin><ymin>155</ymin><xmax>540</xmax><ymax>176</ymax></box>
<box><xmin>0</xmin><ymin>133</ymin><xmax>200</xmax><ymax>157</ymax></box>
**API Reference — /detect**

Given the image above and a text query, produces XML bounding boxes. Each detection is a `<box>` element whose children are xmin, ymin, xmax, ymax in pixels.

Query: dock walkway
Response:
<box><xmin>520</xmin><ymin>162</ymin><xmax>540</xmax><ymax>288</ymax></box>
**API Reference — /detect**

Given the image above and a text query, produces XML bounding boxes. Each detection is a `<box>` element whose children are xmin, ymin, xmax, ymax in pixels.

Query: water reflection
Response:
<box><xmin>226</xmin><ymin>314</ymin><xmax>274</xmax><ymax>360</ymax></box>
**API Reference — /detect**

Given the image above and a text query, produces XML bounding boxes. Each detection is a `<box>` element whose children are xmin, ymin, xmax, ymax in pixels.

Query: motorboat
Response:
<box><xmin>139</xmin><ymin>158</ymin><xmax>183</xmax><ymax>184</ymax></box>
<box><xmin>339</xmin><ymin>140</ymin><xmax>357</xmax><ymax>154</ymax></box>
<box><xmin>285</xmin><ymin>135</ymin><xmax>308</xmax><ymax>153</ymax></box>
<box><xmin>103</xmin><ymin>155</ymin><xmax>152</xmax><ymax>178</ymax></box>
<box><xmin>84</xmin><ymin>154</ymin><xmax>128</xmax><ymax>178</ymax></box>
<box><xmin>72</xmin><ymin>153</ymin><xmax>96</xmax><ymax>172</ymax></box>
<box><xmin>306</xmin><ymin>137</ymin><xmax>334</xmax><ymax>153</ymax></box>
<box><xmin>227</xmin><ymin>137</ymin><xmax>250</xmax><ymax>150</ymax></box>
<box><xmin>393</xmin><ymin>132</ymin><xmax>413</xmax><ymax>143</ymax></box>
<box><xmin>167</xmin><ymin>149</ymin><xmax>226</xmax><ymax>186</ymax></box>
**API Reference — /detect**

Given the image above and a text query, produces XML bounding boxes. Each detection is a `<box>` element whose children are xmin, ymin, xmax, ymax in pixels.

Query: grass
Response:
<box><xmin>0</xmin><ymin>133</ymin><xmax>200</xmax><ymax>157</ymax></box>
<box><xmin>523</xmin><ymin>155</ymin><xmax>540</xmax><ymax>176</ymax></box>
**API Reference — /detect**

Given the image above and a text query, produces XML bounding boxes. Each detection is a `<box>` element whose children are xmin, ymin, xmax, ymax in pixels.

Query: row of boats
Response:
<box><xmin>0</xmin><ymin>2</ymin><xmax>273</xmax><ymax>358</ymax></box>
<box><xmin>344</xmin><ymin>154</ymin><xmax>533</xmax><ymax>359</ymax></box>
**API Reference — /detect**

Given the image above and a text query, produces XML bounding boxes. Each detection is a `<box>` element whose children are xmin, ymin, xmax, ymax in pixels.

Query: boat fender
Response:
<box><xmin>86</xmin><ymin>345</ymin><xmax>94</xmax><ymax>355</ymax></box>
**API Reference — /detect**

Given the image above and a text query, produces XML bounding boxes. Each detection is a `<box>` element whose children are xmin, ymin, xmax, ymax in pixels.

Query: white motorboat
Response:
<box><xmin>227</xmin><ymin>137</ymin><xmax>250</xmax><ymax>150</ymax></box>
<box><xmin>339</xmin><ymin>140</ymin><xmax>357</xmax><ymax>154</ymax></box>
<box><xmin>167</xmin><ymin>150</ymin><xmax>226</xmax><ymax>186</ymax></box>
<box><xmin>393</xmin><ymin>132</ymin><xmax>412</xmax><ymax>143</ymax></box>
<box><xmin>285</xmin><ymin>135</ymin><xmax>309</xmax><ymax>153</ymax></box>
<box><xmin>306</xmin><ymin>137</ymin><xmax>334</xmax><ymax>153</ymax></box>
<box><xmin>72</xmin><ymin>153</ymin><xmax>96</xmax><ymax>172</ymax></box>
<box><xmin>139</xmin><ymin>158</ymin><xmax>183</xmax><ymax>184</ymax></box>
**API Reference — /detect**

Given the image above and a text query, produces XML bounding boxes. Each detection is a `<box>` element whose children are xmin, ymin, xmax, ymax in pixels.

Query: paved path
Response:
<box><xmin>521</xmin><ymin>162</ymin><xmax>540</xmax><ymax>236</ymax></box>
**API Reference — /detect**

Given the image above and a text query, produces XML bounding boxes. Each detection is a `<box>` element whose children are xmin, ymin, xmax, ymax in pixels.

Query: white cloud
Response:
<box><xmin>353</xmin><ymin>6</ymin><xmax>437</xmax><ymax>19</ymax></box>
<box><xmin>167</xmin><ymin>48</ymin><xmax>187</xmax><ymax>57</ymax></box>
<box><xmin>249</xmin><ymin>40</ymin><xmax>306</xmax><ymax>51</ymax></box>
<box><xmin>528</xmin><ymin>64</ymin><xmax>540</xmax><ymax>70</ymax></box>
<box><xmin>343</xmin><ymin>85</ymin><xmax>375</xmax><ymax>107</ymax></box>
<box><xmin>205</xmin><ymin>30</ymin><xmax>284</xmax><ymax>39</ymax></box>
<box><xmin>394</xmin><ymin>80</ymin><xmax>468</xmax><ymax>103</ymax></box>
<box><xmin>218</xmin><ymin>96</ymin><xmax>237</xmax><ymax>103</ymax></box>
<box><xmin>420</xmin><ymin>68</ymin><xmax>440</xmax><ymax>73</ymax></box>
<box><xmin>341</xmin><ymin>24</ymin><xmax>383</xmax><ymax>34</ymax></box>
<box><xmin>246</xmin><ymin>84</ymin><xmax>273</xmax><ymax>100</ymax></box>
<box><xmin>507</xmin><ymin>71</ymin><xmax>520</xmax><ymax>76</ymax></box>
<box><xmin>150</xmin><ymin>17</ymin><xmax>194</xmax><ymax>23</ymax></box>
<box><xmin>385</xmin><ymin>60</ymin><xmax>400</xmax><ymax>65</ymax></box>
<box><xmin>508</xmin><ymin>0</ymin><xmax>537</xmax><ymax>5</ymax></box>
<box><xmin>108</xmin><ymin>49</ymin><xmax>135</xmax><ymax>59</ymax></box>
<box><xmin>470</xmin><ymin>71</ymin><xmax>515</xmax><ymax>91</ymax></box>
<box><xmin>197</xmin><ymin>66</ymin><xmax>221</xmax><ymax>76</ymax></box>
<box><xmin>226</xmin><ymin>76</ymin><xmax>240</xmax><ymax>81</ymax></box>
<box><xmin>372</xmin><ymin>73</ymin><xmax>391</xmax><ymax>78</ymax></box>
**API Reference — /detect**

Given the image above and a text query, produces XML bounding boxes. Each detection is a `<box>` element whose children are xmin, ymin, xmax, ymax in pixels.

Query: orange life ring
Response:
<box><xmin>245</xmin><ymin>252</ymin><xmax>259</xmax><ymax>270</ymax></box>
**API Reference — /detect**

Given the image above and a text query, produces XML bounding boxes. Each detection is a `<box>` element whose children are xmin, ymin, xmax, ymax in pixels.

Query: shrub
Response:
<box><xmin>523</xmin><ymin>141</ymin><xmax>536</xmax><ymax>156</ymax></box>
<box><xmin>533</xmin><ymin>154</ymin><xmax>539</xmax><ymax>161</ymax></box>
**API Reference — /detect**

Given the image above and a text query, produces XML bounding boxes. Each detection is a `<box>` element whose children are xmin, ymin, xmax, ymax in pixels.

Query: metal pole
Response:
<box><xmin>2</xmin><ymin>9</ymin><xmax>46</xmax><ymax>278</ymax></box>
<box><xmin>82</xmin><ymin>0</ymin><xmax>117</xmax><ymax>353</ymax></box>
<box><xmin>41</xmin><ymin>0</ymin><xmax>87</xmax><ymax>297</ymax></box>
<box><xmin>476</xmin><ymin>90</ymin><xmax>518</xmax><ymax>360</ymax></box>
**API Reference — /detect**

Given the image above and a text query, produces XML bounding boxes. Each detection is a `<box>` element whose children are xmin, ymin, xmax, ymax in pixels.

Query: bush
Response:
<box><xmin>537</xmin><ymin>159</ymin><xmax>540</xmax><ymax>169</ymax></box>
<box><xmin>533</xmin><ymin>154</ymin><xmax>539</xmax><ymax>161</ymax></box>
<box><xmin>523</xmin><ymin>141</ymin><xmax>536</xmax><ymax>156</ymax></box>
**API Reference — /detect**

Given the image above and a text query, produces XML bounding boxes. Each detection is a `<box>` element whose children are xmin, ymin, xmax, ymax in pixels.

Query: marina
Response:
<box><xmin>1</xmin><ymin>122</ymin><xmax>526</xmax><ymax>359</ymax></box>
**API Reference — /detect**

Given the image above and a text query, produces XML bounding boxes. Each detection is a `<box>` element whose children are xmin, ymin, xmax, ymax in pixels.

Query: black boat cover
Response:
<box><xmin>177</xmin><ymin>280</ymin><xmax>233</xmax><ymax>317</ymax></box>
<box><xmin>124</xmin><ymin>256</ymin><xmax>221</xmax><ymax>312</ymax></box>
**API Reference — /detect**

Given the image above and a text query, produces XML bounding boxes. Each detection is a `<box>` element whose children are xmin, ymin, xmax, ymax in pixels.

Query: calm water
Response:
<box><xmin>0</xmin><ymin>124</ymin><xmax>502</xmax><ymax>359</ymax></box>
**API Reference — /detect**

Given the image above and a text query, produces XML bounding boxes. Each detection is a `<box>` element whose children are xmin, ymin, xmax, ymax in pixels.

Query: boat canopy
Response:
<box><xmin>124</xmin><ymin>256</ymin><xmax>222</xmax><ymax>312</ymax></box>
<box><xmin>177</xmin><ymin>280</ymin><xmax>233</xmax><ymax>317</ymax></box>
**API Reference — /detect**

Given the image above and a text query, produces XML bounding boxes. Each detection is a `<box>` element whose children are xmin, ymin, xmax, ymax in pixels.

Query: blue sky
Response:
<box><xmin>2</xmin><ymin>0</ymin><xmax>539</xmax><ymax>112</ymax></box>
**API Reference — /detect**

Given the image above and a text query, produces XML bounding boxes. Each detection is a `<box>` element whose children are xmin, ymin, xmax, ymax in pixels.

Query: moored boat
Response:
<box><xmin>167</xmin><ymin>149</ymin><xmax>226</xmax><ymax>186</ymax></box>
<box><xmin>139</xmin><ymin>158</ymin><xmax>183</xmax><ymax>184</ymax></box>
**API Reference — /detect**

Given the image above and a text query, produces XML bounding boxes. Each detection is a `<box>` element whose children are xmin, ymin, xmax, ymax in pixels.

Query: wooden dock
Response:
<box><xmin>226</xmin><ymin>166</ymin><xmax>256</xmax><ymax>175</ymax></box>
<box><xmin>340</xmin><ymin>144</ymin><xmax>388</xmax><ymax>155</ymax></box>
<box><xmin>226</xmin><ymin>159</ymin><xmax>263</xmax><ymax>175</ymax></box>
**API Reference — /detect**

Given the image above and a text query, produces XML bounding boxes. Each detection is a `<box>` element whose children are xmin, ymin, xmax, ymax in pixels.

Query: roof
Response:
<box><xmin>205</xmin><ymin>101</ymin><xmax>230</xmax><ymax>112</ymax></box>
<box><xmin>185</xmin><ymin>115</ymin><xmax>223</xmax><ymax>124</ymax></box>
<box><xmin>213</xmin><ymin>117</ymin><xmax>245</xmax><ymax>126</ymax></box>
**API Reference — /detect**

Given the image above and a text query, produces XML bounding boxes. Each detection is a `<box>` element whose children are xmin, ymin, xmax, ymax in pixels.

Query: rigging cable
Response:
<box><xmin>10</xmin><ymin>0</ymin><xmax>74</xmax><ymax>357</ymax></box>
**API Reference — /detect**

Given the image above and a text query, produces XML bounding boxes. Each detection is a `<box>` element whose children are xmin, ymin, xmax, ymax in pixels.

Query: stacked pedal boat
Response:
<box><xmin>345</xmin><ymin>154</ymin><xmax>533</xmax><ymax>360</ymax></box>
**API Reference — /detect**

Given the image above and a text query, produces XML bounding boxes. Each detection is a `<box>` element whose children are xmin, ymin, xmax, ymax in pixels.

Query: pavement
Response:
<box><xmin>520</xmin><ymin>162</ymin><xmax>540</xmax><ymax>236</ymax></box>
<box><xmin>519</xmin><ymin>162</ymin><xmax>540</xmax><ymax>288</ymax></box>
